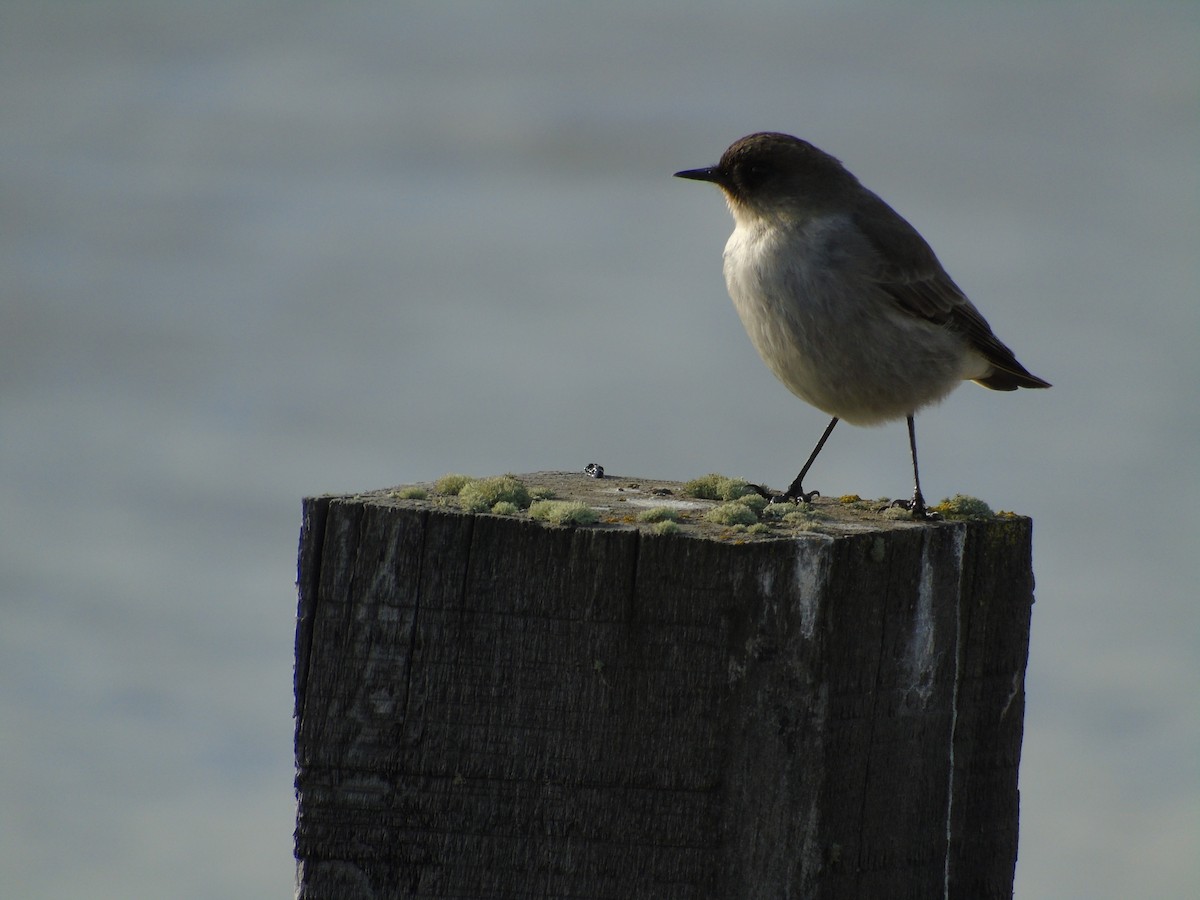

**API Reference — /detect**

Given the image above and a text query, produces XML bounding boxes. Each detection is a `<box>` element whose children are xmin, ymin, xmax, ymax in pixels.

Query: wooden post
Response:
<box><xmin>294</xmin><ymin>473</ymin><xmax>1034</xmax><ymax>899</ymax></box>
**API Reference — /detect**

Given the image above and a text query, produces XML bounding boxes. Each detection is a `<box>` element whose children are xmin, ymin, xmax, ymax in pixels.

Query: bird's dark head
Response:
<box><xmin>675</xmin><ymin>132</ymin><xmax>858</xmax><ymax>218</ymax></box>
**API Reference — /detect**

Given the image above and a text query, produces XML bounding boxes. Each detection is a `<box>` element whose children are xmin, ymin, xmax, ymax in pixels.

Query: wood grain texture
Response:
<box><xmin>295</xmin><ymin>475</ymin><xmax>1033</xmax><ymax>899</ymax></box>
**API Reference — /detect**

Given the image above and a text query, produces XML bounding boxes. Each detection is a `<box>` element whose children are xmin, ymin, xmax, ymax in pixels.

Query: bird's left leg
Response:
<box><xmin>888</xmin><ymin>415</ymin><xmax>940</xmax><ymax>520</ymax></box>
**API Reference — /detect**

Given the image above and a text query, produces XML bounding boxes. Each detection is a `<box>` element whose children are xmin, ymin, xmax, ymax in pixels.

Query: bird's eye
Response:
<box><xmin>737</xmin><ymin>162</ymin><xmax>770</xmax><ymax>190</ymax></box>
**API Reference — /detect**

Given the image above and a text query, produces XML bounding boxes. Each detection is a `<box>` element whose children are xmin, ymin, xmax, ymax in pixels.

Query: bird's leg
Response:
<box><xmin>888</xmin><ymin>416</ymin><xmax>940</xmax><ymax>520</ymax></box>
<box><xmin>752</xmin><ymin>417</ymin><xmax>839</xmax><ymax>503</ymax></box>
<box><xmin>786</xmin><ymin>416</ymin><xmax>839</xmax><ymax>501</ymax></box>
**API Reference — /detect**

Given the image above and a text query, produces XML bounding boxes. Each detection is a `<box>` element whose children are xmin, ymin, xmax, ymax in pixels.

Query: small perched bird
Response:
<box><xmin>675</xmin><ymin>132</ymin><xmax>1049</xmax><ymax>518</ymax></box>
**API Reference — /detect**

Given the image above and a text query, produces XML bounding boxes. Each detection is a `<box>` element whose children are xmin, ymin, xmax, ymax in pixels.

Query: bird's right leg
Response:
<box><xmin>752</xmin><ymin>416</ymin><xmax>839</xmax><ymax>503</ymax></box>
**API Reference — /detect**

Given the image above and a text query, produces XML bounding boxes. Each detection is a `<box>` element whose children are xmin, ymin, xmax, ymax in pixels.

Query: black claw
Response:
<box><xmin>749</xmin><ymin>483</ymin><xmax>786</xmax><ymax>503</ymax></box>
<box><xmin>749</xmin><ymin>483</ymin><xmax>815</xmax><ymax>505</ymax></box>
<box><xmin>909</xmin><ymin>492</ymin><xmax>939</xmax><ymax>520</ymax></box>
<box><xmin>885</xmin><ymin>496</ymin><xmax>941</xmax><ymax>521</ymax></box>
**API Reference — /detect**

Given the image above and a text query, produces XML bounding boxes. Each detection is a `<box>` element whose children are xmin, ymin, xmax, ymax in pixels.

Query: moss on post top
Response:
<box><xmin>336</xmin><ymin>470</ymin><xmax>1025</xmax><ymax>542</ymax></box>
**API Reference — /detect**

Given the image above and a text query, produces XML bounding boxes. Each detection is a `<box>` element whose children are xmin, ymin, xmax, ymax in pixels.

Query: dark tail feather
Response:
<box><xmin>974</xmin><ymin>365</ymin><xmax>1051</xmax><ymax>391</ymax></box>
<box><xmin>970</xmin><ymin>331</ymin><xmax>1051</xmax><ymax>391</ymax></box>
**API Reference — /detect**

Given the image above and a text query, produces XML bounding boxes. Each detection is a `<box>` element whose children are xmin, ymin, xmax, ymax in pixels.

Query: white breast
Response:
<box><xmin>721</xmin><ymin>214</ymin><xmax>976</xmax><ymax>425</ymax></box>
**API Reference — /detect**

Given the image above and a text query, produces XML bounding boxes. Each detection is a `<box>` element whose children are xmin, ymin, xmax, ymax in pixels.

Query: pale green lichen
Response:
<box><xmin>795</xmin><ymin>523</ymin><xmax>838</xmax><ymax>535</ymax></box>
<box><xmin>778</xmin><ymin>503</ymin><xmax>827</xmax><ymax>524</ymax></box>
<box><xmin>435</xmin><ymin>473</ymin><xmax>473</xmax><ymax>495</ymax></box>
<box><xmin>734</xmin><ymin>493</ymin><xmax>769</xmax><ymax>514</ymax></box>
<box><xmin>933</xmin><ymin>494</ymin><xmax>995</xmax><ymax>520</ymax></box>
<box><xmin>528</xmin><ymin>499</ymin><xmax>598</xmax><ymax>526</ymax></box>
<box><xmin>823</xmin><ymin>493</ymin><xmax>873</xmax><ymax>510</ymax></box>
<box><xmin>637</xmin><ymin>506</ymin><xmax>681</xmax><ymax>523</ymax></box>
<box><xmin>684</xmin><ymin>473</ymin><xmax>757</xmax><ymax>502</ymax></box>
<box><xmin>394</xmin><ymin>486</ymin><xmax>427</xmax><ymax>500</ymax></box>
<box><xmin>705</xmin><ymin>502</ymin><xmax>758</xmax><ymax>526</ymax></box>
<box><xmin>458</xmin><ymin>475</ymin><xmax>532</xmax><ymax>513</ymax></box>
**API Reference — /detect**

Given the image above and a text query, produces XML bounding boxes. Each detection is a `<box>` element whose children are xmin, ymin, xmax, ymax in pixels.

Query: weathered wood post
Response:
<box><xmin>294</xmin><ymin>472</ymin><xmax>1034</xmax><ymax>899</ymax></box>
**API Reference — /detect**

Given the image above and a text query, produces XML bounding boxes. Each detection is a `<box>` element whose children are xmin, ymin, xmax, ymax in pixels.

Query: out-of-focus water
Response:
<box><xmin>2</xmin><ymin>2</ymin><xmax>1196</xmax><ymax>897</ymax></box>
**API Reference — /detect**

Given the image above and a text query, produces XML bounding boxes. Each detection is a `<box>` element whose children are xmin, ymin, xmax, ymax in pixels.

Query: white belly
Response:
<box><xmin>722</xmin><ymin>217</ymin><xmax>979</xmax><ymax>425</ymax></box>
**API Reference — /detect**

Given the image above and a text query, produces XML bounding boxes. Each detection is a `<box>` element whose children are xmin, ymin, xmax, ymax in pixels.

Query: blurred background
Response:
<box><xmin>2</xmin><ymin>2</ymin><xmax>1196</xmax><ymax>897</ymax></box>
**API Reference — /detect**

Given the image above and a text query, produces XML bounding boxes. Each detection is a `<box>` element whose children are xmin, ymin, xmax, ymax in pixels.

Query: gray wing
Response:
<box><xmin>852</xmin><ymin>194</ymin><xmax>1050</xmax><ymax>390</ymax></box>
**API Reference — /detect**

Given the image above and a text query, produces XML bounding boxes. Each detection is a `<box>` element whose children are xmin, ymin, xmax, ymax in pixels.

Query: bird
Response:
<box><xmin>674</xmin><ymin>132</ymin><xmax>1050</xmax><ymax>518</ymax></box>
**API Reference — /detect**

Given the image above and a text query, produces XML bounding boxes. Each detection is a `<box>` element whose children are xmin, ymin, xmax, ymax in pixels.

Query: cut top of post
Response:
<box><xmin>326</xmin><ymin>470</ymin><xmax>1017</xmax><ymax>543</ymax></box>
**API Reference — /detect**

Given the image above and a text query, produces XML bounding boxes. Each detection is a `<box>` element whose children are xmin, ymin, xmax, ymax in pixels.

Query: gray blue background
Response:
<box><xmin>3</xmin><ymin>2</ymin><xmax>1197</xmax><ymax>897</ymax></box>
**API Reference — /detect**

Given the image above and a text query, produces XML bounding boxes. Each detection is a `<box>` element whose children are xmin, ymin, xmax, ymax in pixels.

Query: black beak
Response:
<box><xmin>673</xmin><ymin>165</ymin><xmax>724</xmax><ymax>184</ymax></box>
